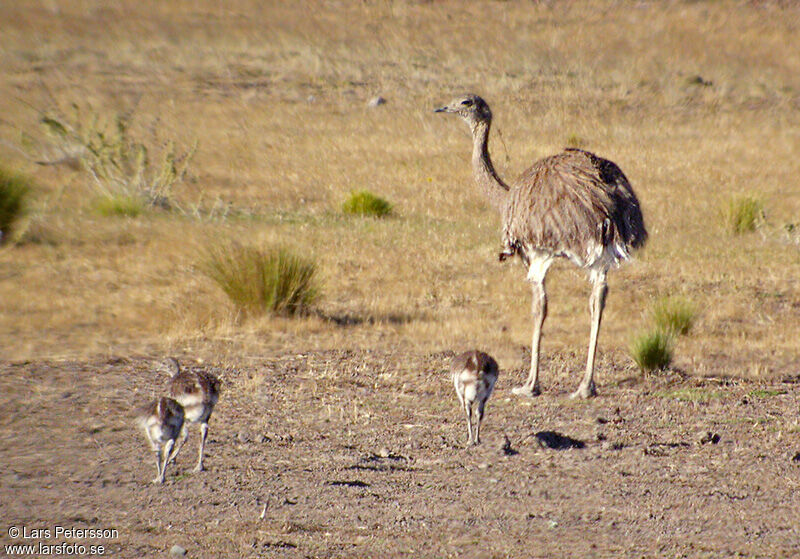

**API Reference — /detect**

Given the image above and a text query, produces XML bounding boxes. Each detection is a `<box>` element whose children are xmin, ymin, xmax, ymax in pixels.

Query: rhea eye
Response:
<box><xmin>461</xmin><ymin>99</ymin><xmax>473</xmax><ymax>106</ymax></box>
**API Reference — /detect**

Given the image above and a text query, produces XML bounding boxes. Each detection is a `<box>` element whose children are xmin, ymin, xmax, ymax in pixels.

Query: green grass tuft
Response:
<box><xmin>565</xmin><ymin>133</ymin><xmax>586</xmax><ymax>148</ymax></box>
<box><xmin>342</xmin><ymin>190</ymin><xmax>392</xmax><ymax>217</ymax></box>
<box><xmin>747</xmin><ymin>389</ymin><xmax>785</xmax><ymax>399</ymax></box>
<box><xmin>92</xmin><ymin>194</ymin><xmax>146</xmax><ymax>217</ymax></box>
<box><xmin>724</xmin><ymin>195</ymin><xmax>764</xmax><ymax>235</ymax></box>
<box><xmin>629</xmin><ymin>329</ymin><xmax>674</xmax><ymax>372</ymax></box>
<box><xmin>200</xmin><ymin>243</ymin><xmax>320</xmax><ymax>317</ymax></box>
<box><xmin>0</xmin><ymin>166</ymin><xmax>33</xmax><ymax>243</ymax></box>
<box><xmin>650</xmin><ymin>296</ymin><xmax>696</xmax><ymax>336</ymax></box>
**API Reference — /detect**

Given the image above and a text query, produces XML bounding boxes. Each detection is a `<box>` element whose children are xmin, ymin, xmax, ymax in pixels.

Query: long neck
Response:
<box><xmin>471</xmin><ymin>119</ymin><xmax>510</xmax><ymax>211</ymax></box>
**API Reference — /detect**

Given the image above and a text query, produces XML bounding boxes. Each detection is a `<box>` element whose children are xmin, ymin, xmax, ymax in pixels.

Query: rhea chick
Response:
<box><xmin>136</xmin><ymin>397</ymin><xmax>185</xmax><ymax>484</ymax></box>
<box><xmin>451</xmin><ymin>350</ymin><xmax>499</xmax><ymax>446</ymax></box>
<box><xmin>160</xmin><ymin>357</ymin><xmax>221</xmax><ymax>472</ymax></box>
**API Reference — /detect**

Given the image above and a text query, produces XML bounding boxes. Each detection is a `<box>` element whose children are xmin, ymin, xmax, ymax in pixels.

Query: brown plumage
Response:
<box><xmin>159</xmin><ymin>357</ymin><xmax>220</xmax><ymax>472</ymax></box>
<box><xmin>436</xmin><ymin>94</ymin><xmax>647</xmax><ymax>399</ymax></box>
<box><xmin>504</xmin><ymin>148</ymin><xmax>646</xmax><ymax>266</ymax></box>
<box><xmin>135</xmin><ymin>397</ymin><xmax>185</xmax><ymax>484</ymax></box>
<box><xmin>451</xmin><ymin>350</ymin><xmax>499</xmax><ymax>446</ymax></box>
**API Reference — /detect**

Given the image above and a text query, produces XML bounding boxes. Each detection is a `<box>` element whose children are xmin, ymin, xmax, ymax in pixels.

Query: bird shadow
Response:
<box><xmin>314</xmin><ymin>309</ymin><xmax>419</xmax><ymax>327</ymax></box>
<box><xmin>532</xmin><ymin>430</ymin><xmax>585</xmax><ymax>450</ymax></box>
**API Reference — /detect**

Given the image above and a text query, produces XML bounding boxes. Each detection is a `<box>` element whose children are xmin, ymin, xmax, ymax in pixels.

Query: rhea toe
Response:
<box><xmin>161</xmin><ymin>357</ymin><xmax>221</xmax><ymax>473</ymax></box>
<box><xmin>451</xmin><ymin>350</ymin><xmax>499</xmax><ymax>446</ymax></box>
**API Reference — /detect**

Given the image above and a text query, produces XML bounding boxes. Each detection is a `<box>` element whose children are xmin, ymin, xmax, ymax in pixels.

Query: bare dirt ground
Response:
<box><xmin>2</xmin><ymin>351</ymin><xmax>799</xmax><ymax>558</ymax></box>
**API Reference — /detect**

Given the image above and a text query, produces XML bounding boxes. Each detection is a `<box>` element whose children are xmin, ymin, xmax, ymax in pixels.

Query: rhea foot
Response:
<box><xmin>511</xmin><ymin>385</ymin><xmax>541</xmax><ymax>398</ymax></box>
<box><xmin>569</xmin><ymin>381</ymin><xmax>596</xmax><ymax>400</ymax></box>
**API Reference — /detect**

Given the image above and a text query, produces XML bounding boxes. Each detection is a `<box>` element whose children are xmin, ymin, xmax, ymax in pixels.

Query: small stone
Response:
<box><xmin>377</xmin><ymin>447</ymin><xmax>390</xmax><ymax>458</ymax></box>
<box><xmin>237</xmin><ymin>432</ymin><xmax>250</xmax><ymax>443</ymax></box>
<box><xmin>601</xmin><ymin>441</ymin><xmax>623</xmax><ymax>451</ymax></box>
<box><xmin>791</xmin><ymin>452</ymin><xmax>800</xmax><ymax>463</ymax></box>
<box><xmin>477</xmin><ymin>462</ymin><xmax>490</xmax><ymax>470</ymax></box>
<box><xmin>696</xmin><ymin>431</ymin><xmax>720</xmax><ymax>445</ymax></box>
<box><xmin>368</xmin><ymin>96</ymin><xmax>386</xmax><ymax>107</ymax></box>
<box><xmin>170</xmin><ymin>545</ymin><xmax>187</xmax><ymax>557</ymax></box>
<box><xmin>307</xmin><ymin>95</ymin><xmax>316</xmax><ymax>103</ymax></box>
<box><xmin>501</xmin><ymin>434</ymin><xmax>518</xmax><ymax>456</ymax></box>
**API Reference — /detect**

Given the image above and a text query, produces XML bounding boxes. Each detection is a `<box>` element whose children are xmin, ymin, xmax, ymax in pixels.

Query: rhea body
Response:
<box><xmin>136</xmin><ymin>397</ymin><xmax>185</xmax><ymax>484</ymax></box>
<box><xmin>161</xmin><ymin>357</ymin><xmax>220</xmax><ymax>472</ymax></box>
<box><xmin>451</xmin><ymin>350</ymin><xmax>499</xmax><ymax>445</ymax></box>
<box><xmin>436</xmin><ymin>94</ymin><xmax>647</xmax><ymax>399</ymax></box>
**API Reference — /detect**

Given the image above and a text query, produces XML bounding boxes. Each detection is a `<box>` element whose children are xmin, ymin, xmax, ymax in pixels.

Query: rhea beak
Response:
<box><xmin>434</xmin><ymin>105</ymin><xmax>449</xmax><ymax>113</ymax></box>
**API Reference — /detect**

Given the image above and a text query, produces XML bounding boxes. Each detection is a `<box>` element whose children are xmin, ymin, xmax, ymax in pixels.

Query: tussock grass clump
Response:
<box><xmin>0</xmin><ymin>166</ymin><xmax>33</xmax><ymax>243</ymax></box>
<box><xmin>629</xmin><ymin>329</ymin><xmax>673</xmax><ymax>372</ymax></box>
<box><xmin>650</xmin><ymin>296</ymin><xmax>696</xmax><ymax>336</ymax></box>
<box><xmin>200</xmin><ymin>243</ymin><xmax>320</xmax><ymax>317</ymax></box>
<box><xmin>724</xmin><ymin>195</ymin><xmax>764</xmax><ymax>235</ymax></box>
<box><xmin>92</xmin><ymin>194</ymin><xmax>146</xmax><ymax>217</ymax></box>
<box><xmin>342</xmin><ymin>190</ymin><xmax>392</xmax><ymax>217</ymax></box>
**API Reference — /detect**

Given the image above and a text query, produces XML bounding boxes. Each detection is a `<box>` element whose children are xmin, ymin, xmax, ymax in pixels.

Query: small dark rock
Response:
<box><xmin>697</xmin><ymin>431</ymin><xmax>721</xmax><ymax>445</ymax></box>
<box><xmin>502</xmin><ymin>435</ymin><xmax>518</xmax><ymax>456</ymax></box>
<box><xmin>791</xmin><ymin>452</ymin><xmax>800</xmax><ymax>463</ymax></box>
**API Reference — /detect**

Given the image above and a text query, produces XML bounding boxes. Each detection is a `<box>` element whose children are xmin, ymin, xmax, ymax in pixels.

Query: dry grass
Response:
<box><xmin>0</xmin><ymin>1</ymin><xmax>798</xmax><ymax>378</ymax></box>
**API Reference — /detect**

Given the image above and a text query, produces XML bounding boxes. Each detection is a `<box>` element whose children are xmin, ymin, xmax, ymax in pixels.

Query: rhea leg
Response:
<box><xmin>167</xmin><ymin>424</ymin><xmax>189</xmax><ymax>465</ymax></box>
<box><xmin>157</xmin><ymin>439</ymin><xmax>174</xmax><ymax>483</ymax></box>
<box><xmin>152</xmin><ymin>447</ymin><xmax>164</xmax><ymax>484</ymax></box>
<box><xmin>572</xmin><ymin>270</ymin><xmax>608</xmax><ymax>399</ymax></box>
<box><xmin>475</xmin><ymin>401</ymin><xmax>486</xmax><ymax>445</ymax></box>
<box><xmin>513</xmin><ymin>256</ymin><xmax>551</xmax><ymax>397</ymax></box>
<box><xmin>463</xmin><ymin>404</ymin><xmax>474</xmax><ymax>445</ymax></box>
<box><xmin>194</xmin><ymin>422</ymin><xmax>208</xmax><ymax>472</ymax></box>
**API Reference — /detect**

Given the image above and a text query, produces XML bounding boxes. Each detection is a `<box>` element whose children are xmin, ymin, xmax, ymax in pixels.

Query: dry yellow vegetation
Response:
<box><xmin>1</xmin><ymin>0</ymin><xmax>799</xmax><ymax>379</ymax></box>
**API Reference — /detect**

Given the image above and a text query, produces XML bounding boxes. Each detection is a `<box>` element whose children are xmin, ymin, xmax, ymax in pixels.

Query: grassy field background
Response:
<box><xmin>1</xmin><ymin>0</ymin><xmax>799</xmax><ymax>380</ymax></box>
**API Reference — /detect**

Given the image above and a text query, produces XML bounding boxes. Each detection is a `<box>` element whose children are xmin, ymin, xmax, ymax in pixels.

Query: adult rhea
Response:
<box><xmin>435</xmin><ymin>94</ymin><xmax>647</xmax><ymax>399</ymax></box>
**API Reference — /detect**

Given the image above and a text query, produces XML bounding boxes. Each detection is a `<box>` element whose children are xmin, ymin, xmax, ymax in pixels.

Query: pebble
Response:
<box><xmin>696</xmin><ymin>431</ymin><xmax>720</xmax><ymax>445</ymax></box>
<box><xmin>368</xmin><ymin>96</ymin><xmax>387</xmax><ymax>107</ymax></box>
<box><xmin>170</xmin><ymin>545</ymin><xmax>187</xmax><ymax>557</ymax></box>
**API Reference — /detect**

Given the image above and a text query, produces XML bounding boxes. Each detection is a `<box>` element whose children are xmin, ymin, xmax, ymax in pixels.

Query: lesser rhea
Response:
<box><xmin>451</xmin><ymin>350</ymin><xmax>499</xmax><ymax>446</ymax></box>
<box><xmin>436</xmin><ymin>94</ymin><xmax>647</xmax><ymax>399</ymax></box>
<box><xmin>160</xmin><ymin>357</ymin><xmax>220</xmax><ymax>472</ymax></box>
<box><xmin>136</xmin><ymin>397</ymin><xmax>185</xmax><ymax>484</ymax></box>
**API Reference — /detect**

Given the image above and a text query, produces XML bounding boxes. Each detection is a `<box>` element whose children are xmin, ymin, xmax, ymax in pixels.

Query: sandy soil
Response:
<box><xmin>2</xmin><ymin>351</ymin><xmax>799</xmax><ymax>558</ymax></box>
